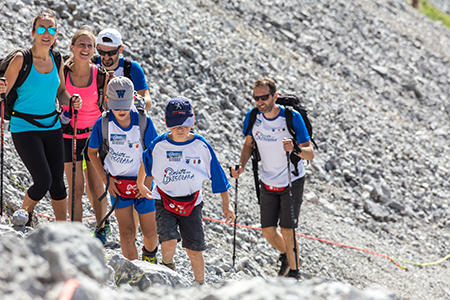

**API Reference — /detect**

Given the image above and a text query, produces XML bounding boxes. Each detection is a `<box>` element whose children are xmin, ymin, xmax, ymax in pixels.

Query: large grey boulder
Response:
<box><xmin>109</xmin><ymin>254</ymin><xmax>191</xmax><ymax>290</ymax></box>
<box><xmin>26</xmin><ymin>222</ymin><xmax>108</xmax><ymax>283</ymax></box>
<box><xmin>0</xmin><ymin>235</ymin><xmax>52</xmax><ymax>299</ymax></box>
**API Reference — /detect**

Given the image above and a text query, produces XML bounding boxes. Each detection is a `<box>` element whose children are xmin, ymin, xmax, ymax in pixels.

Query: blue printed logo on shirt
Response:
<box><xmin>162</xmin><ymin>167</ymin><xmax>194</xmax><ymax>184</ymax></box>
<box><xmin>254</xmin><ymin>131</ymin><xmax>277</xmax><ymax>142</ymax></box>
<box><xmin>167</xmin><ymin>151</ymin><xmax>183</xmax><ymax>162</ymax></box>
<box><xmin>111</xmin><ymin>134</ymin><xmax>126</xmax><ymax>145</ymax></box>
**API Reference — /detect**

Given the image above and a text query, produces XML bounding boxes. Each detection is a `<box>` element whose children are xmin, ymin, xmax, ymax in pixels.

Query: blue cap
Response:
<box><xmin>165</xmin><ymin>97</ymin><xmax>195</xmax><ymax>128</ymax></box>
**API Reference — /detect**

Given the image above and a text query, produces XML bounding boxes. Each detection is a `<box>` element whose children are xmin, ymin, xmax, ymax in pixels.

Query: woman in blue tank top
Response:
<box><xmin>0</xmin><ymin>9</ymin><xmax>82</xmax><ymax>225</ymax></box>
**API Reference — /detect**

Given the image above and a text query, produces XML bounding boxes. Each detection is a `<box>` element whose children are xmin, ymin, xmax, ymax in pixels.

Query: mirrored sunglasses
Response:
<box><xmin>36</xmin><ymin>27</ymin><xmax>57</xmax><ymax>35</ymax></box>
<box><xmin>97</xmin><ymin>46</ymin><xmax>121</xmax><ymax>57</ymax></box>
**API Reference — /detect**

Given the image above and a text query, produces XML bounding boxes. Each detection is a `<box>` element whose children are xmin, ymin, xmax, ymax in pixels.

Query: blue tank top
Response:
<box><xmin>11</xmin><ymin>51</ymin><xmax>61</xmax><ymax>133</ymax></box>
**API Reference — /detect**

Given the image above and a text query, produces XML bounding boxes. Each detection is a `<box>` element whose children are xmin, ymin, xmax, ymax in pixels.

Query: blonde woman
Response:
<box><xmin>62</xmin><ymin>26</ymin><xmax>109</xmax><ymax>243</ymax></box>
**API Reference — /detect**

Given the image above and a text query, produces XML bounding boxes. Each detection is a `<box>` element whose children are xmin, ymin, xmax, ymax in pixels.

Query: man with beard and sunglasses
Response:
<box><xmin>94</xmin><ymin>28</ymin><xmax>151</xmax><ymax>110</ymax></box>
<box><xmin>231</xmin><ymin>77</ymin><xmax>314</xmax><ymax>279</ymax></box>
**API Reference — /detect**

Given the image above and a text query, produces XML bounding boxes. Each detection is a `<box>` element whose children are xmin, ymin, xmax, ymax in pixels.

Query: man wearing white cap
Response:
<box><xmin>94</xmin><ymin>28</ymin><xmax>152</xmax><ymax>110</ymax></box>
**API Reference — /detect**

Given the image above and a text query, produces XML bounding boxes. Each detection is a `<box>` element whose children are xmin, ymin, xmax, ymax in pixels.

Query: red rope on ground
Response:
<box><xmin>202</xmin><ymin>216</ymin><xmax>408</xmax><ymax>271</ymax></box>
<box><xmin>58</xmin><ymin>278</ymin><xmax>80</xmax><ymax>300</ymax></box>
<box><xmin>32</xmin><ymin>212</ymin><xmax>407</xmax><ymax>270</ymax></box>
<box><xmin>35</xmin><ymin>212</ymin><xmax>96</xmax><ymax>221</ymax></box>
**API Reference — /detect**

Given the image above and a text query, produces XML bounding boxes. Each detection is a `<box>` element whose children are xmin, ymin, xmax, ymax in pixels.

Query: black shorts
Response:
<box><xmin>260</xmin><ymin>177</ymin><xmax>305</xmax><ymax>229</ymax></box>
<box><xmin>155</xmin><ymin>200</ymin><xmax>206</xmax><ymax>251</ymax></box>
<box><xmin>63</xmin><ymin>137</ymin><xmax>89</xmax><ymax>163</ymax></box>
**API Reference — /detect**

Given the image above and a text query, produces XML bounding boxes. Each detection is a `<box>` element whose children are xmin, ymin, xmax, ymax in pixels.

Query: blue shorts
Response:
<box><xmin>110</xmin><ymin>195</ymin><xmax>156</xmax><ymax>214</ymax></box>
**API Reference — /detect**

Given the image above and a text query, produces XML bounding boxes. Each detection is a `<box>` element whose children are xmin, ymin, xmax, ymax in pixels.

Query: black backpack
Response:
<box><xmin>244</xmin><ymin>94</ymin><xmax>317</xmax><ymax>203</ymax></box>
<box><xmin>91</xmin><ymin>54</ymin><xmax>132</xmax><ymax>79</ymax></box>
<box><xmin>61</xmin><ymin>65</ymin><xmax>109</xmax><ymax>135</ymax></box>
<box><xmin>0</xmin><ymin>48</ymin><xmax>62</xmax><ymax>126</ymax></box>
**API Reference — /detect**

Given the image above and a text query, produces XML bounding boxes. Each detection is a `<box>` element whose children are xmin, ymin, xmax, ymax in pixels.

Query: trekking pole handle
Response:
<box><xmin>0</xmin><ymin>77</ymin><xmax>6</xmax><ymax>102</ymax></box>
<box><xmin>68</xmin><ymin>94</ymin><xmax>80</xmax><ymax>118</ymax></box>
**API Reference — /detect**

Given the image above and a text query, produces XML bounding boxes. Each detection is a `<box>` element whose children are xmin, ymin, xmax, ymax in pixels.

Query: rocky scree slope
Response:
<box><xmin>0</xmin><ymin>0</ymin><xmax>450</xmax><ymax>299</ymax></box>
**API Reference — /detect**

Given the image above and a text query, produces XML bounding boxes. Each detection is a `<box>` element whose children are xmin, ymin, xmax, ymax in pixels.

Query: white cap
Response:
<box><xmin>97</xmin><ymin>28</ymin><xmax>122</xmax><ymax>47</ymax></box>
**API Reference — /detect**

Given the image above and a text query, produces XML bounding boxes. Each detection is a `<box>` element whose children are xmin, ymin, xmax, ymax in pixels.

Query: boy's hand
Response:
<box><xmin>137</xmin><ymin>184</ymin><xmax>152</xmax><ymax>199</ymax></box>
<box><xmin>282</xmin><ymin>137</ymin><xmax>294</xmax><ymax>152</ymax></box>
<box><xmin>106</xmin><ymin>177</ymin><xmax>121</xmax><ymax>198</ymax></box>
<box><xmin>223</xmin><ymin>204</ymin><xmax>236</xmax><ymax>223</ymax></box>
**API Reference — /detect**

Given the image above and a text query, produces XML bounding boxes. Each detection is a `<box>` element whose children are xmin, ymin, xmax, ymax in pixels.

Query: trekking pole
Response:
<box><xmin>229</xmin><ymin>165</ymin><xmax>239</xmax><ymax>268</ymax></box>
<box><xmin>286</xmin><ymin>152</ymin><xmax>299</xmax><ymax>281</ymax></box>
<box><xmin>70</xmin><ymin>95</ymin><xmax>79</xmax><ymax>222</ymax></box>
<box><xmin>0</xmin><ymin>77</ymin><xmax>6</xmax><ymax>218</ymax></box>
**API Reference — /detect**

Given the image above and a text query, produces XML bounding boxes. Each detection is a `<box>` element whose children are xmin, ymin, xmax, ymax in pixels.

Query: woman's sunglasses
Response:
<box><xmin>36</xmin><ymin>27</ymin><xmax>57</xmax><ymax>35</ymax></box>
<box><xmin>97</xmin><ymin>46</ymin><xmax>121</xmax><ymax>57</ymax></box>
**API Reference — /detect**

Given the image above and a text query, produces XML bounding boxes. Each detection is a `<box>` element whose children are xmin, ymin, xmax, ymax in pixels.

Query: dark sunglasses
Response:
<box><xmin>253</xmin><ymin>93</ymin><xmax>273</xmax><ymax>101</ymax></box>
<box><xmin>97</xmin><ymin>46</ymin><xmax>121</xmax><ymax>57</ymax></box>
<box><xmin>36</xmin><ymin>27</ymin><xmax>57</xmax><ymax>35</ymax></box>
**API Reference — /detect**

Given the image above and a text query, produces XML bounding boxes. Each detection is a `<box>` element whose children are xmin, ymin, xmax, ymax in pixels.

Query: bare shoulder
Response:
<box><xmin>9</xmin><ymin>51</ymin><xmax>25</xmax><ymax>69</ymax></box>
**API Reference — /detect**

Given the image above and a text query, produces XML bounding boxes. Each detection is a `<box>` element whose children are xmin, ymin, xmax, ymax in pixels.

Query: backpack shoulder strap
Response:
<box><xmin>101</xmin><ymin>111</ymin><xmax>109</xmax><ymax>148</ymax></box>
<box><xmin>284</xmin><ymin>106</ymin><xmax>302</xmax><ymax>176</ymax></box>
<box><xmin>96</xmin><ymin>66</ymin><xmax>108</xmax><ymax>111</ymax></box>
<box><xmin>14</xmin><ymin>48</ymin><xmax>33</xmax><ymax>88</ymax></box>
<box><xmin>124</xmin><ymin>58</ymin><xmax>132</xmax><ymax>80</ymax></box>
<box><xmin>284</xmin><ymin>107</ymin><xmax>297</xmax><ymax>141</ymax></box>
<box><xmin>63</xmin><ymin>65</ymin><xmax>70</xmax><ymax>80</ymax></box>
<box><xmin>138</xmin><ymin>110</ymin><xmax>148</xmax><ymax>150</ymax></box>
<box><xmin>244</xmin><ymin>108</ymin><xmax>259</xmax><ymax>136</ymax></box>
<box><xmin>91</xmin><ymin>54</ymin><xmax>100</xmax><ymax>65</ymax></box>
<box><xmin>50</xmin><ymin>49</ymin><xmax>62</xmax><ymax>72</ymax></box>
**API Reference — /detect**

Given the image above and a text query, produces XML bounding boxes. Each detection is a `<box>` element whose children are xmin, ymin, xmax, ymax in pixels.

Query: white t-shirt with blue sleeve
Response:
<box><xmin>89</xmin><ymin>110</ymin><xmax>157</xmax><ymax>177</ymax></box>
<box><xmin>142</xmin><ymin>132</ymin><xmax>230</xmax><ymax>206</ymax></box>
<box><xmin>243</xmin><ymin>106</ymin><xmax>310</xmax><ymax>187</ymax></box>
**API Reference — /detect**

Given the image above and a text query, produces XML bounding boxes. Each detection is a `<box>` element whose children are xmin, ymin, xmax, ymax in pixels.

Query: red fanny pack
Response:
<box><xmin>114</xmin><ymin>177</ymin><xmax>138</xmax><ymax>199</ymax></box>
<box><xmin>157</xmin><ymin>187</ymin><xmax>199</xmax><ymax>217</ymax></box>
<box><xmin>264</xmin><ymin>184</ymin><xmax>286</xmax><ymax>192</ymax></box>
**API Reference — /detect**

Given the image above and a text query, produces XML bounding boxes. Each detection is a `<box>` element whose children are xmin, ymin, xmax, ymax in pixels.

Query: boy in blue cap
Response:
<box><xmin>137</xmin><ymin>96</ymin><xmax>235</xmax><ymax>284</ymax></box>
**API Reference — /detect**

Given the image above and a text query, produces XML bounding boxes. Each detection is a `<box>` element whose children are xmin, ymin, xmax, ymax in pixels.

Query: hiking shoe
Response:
<box><xmin>25</xmin><ymin>211</ymin><xmax>38</xmax><ymax>228</ymax></box>
<box><xmin>277</xmin><ymin>253</ymin><xmax>290</xmax><ymax>277</ymax></box>
<box><xmin>104</xmin><ymin>219</ymin><xmax>112</xmax><ymax>236</ymax></box>
<box><xmin>286</xmin><ymin>269</ymin><xmax>299</xmax><ymax>279</ymax></box>
<box><xmin>94</xmin><ymin>227</ymin><xmax>108</xmax><ymax>245</ymax></box>
<box><xmin>161</xmin><ymin>260</ymin><xmax>176</xmax><ymax>271</ymax></box>
<box><xmin>142</xmin><ymin>254</ymin><xmax>157</xmax><ymax>264</ymax></box>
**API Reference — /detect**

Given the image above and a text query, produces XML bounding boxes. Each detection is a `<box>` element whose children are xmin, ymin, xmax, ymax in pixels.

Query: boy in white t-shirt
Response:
<box><xmin>88</xmin><ymin>77</ymin><xmax>158</xmax><ymax>262</ymax></box>
<box><xmin>137</xmin><ymin>97</ymin><xmax>235</xmax><ymax>285</ymax></box>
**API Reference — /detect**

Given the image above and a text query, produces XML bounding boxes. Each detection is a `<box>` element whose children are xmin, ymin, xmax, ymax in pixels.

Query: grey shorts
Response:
<box><xmin>259</xmin><ymin>176</ymin><xmax>305</xmax><ymax>229</ymax></box>
<box><xmin>155</xmin><ymin>200</ymin><xmax>206</xmax><ymax>251</ymax></box>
